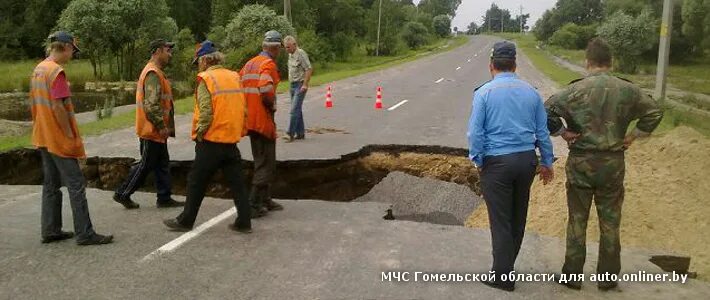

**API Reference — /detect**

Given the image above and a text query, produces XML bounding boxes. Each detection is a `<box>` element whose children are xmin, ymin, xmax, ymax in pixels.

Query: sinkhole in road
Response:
<box><xmin>0</xmin><ymin>145</ymin><xmax>480</xmax><ymax>202</ymax></box>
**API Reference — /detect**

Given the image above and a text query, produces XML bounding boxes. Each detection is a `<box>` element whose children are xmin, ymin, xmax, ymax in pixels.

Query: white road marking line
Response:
<box><xmin>387</xmin><ymin>100</ymin><xmax>409</xmax><ymax>111</ymax></box>
<box><xmin>474</xmin><ymin>54</ymin><xmax>478</xmax><ymax>57</ymax></box>
<box><xmin>435</xmin><ymin>78</ymin><xmax>444</xmax><ymax>84</ymax></box>
<box><xmin>140</xmin><ymin>207</ymin><xmax>236</xmax><ymax>262</ymax></box>
<box><xmin>456</xmin><ymin>66</ymin><xmax>462</xmax><ymax>70</ymax></box>
<box><xmin>467</xmin><ymin>59</ymin><xmax>471</xmax><ymax>62</ymax></box>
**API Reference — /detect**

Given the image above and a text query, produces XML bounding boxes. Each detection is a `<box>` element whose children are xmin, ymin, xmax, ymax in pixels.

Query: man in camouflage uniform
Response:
<box><xmin>546</xmin><ymin>38</ymin><xmax>663</xmax><ymax>291</ymax></box>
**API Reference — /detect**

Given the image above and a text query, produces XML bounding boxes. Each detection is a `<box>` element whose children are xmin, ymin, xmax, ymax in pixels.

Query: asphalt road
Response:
<box><xmin>2</xmin><ymin>36</ymin><xmax>699</xmax><ymax>299</ymax></box>
<box><xmin>82</xmin><ymin>35</ymin><xmax>567</xmax><ymax>161</ymax></box>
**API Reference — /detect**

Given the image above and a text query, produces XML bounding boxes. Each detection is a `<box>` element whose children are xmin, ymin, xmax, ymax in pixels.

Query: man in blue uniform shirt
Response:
<box><xmin>467</xmin><ymin>41</ymin><xmax>555</xmax><ymax>292</ymax></box>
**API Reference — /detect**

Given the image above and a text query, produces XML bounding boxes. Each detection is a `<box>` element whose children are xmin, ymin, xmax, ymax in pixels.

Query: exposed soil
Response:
<box><xmin>0</xmin><ymin>145</ymin><xmax>478</xmax><ymax>202</ymax></box>
<box><xmin>466</xmin><ymin>126</ymin><xmax>710</xmax><ymax>280</ymax></box>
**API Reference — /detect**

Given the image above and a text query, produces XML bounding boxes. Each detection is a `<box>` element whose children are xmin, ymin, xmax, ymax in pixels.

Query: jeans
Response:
<box><xmin>40</xmin><ymin>148</ymin><xmax>96</xmax><ymax>240</ymax></box>
<box><xmin>287</xmin><ymin>81</ymin><xmax>306</xmax><ymax>137</ymax></box>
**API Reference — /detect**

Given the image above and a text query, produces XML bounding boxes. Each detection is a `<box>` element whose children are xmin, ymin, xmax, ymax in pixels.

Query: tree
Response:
<box><xmin>418</xmin><ymin>0</ymin><xmax>462</xmax><ymax>18</ymax></box>
<box><xmin>480</xmin><ymin>3</ymin><xmax>522</xmax><ymax>33</ymax></box>
<box><xmin>56</xmin><ymin>0</ymin><xmax>116</xmax><ymax>78</ymax></box>
<box><xmin>605</xmin><ymin>0</ymin><xmax>664</xmax><ymax>17</ymax></box>
<box><xmin>402</xmin><ymin>21</ymin><xmax>429</xmax><ymax>49</ymax></box>
<box><xmin>534</xmin><ymin>0</ymin><xmax>604</xmax><ymax>41</ymax></box>
<box><xmin>223</xmin><ymin>4</ymin><xmax>294</xmax><ymax>73</ymax></box>
<box><xmin>597</xmin><ymin>10</ymin><xmax>657</xmax><ymax>73</ymax></box>
<box><xmin>433</xmin><ymin>15</ymin><xmax>451</xmax><ymax>37</ymax></box>
<box><xmin>57</xmin><ymin>0</ymin><xmax>177</xmax><ymax>79</ymax></box>
<box><xmin>167</xmin><ymin>0</ymin><xmax>211</xmax><ymax>39</ymax></box>
<box><xmin>165</xmin><ymin>28</ymin><xmax>197</xmax><ymax>81</ymax></box>
<box><xmin>555</xmin><ymin>0</ymin><xmax>604</xmax><ymax>25</ymax></box>
<box><xmin>681</xmin><ymin>0</ymin><xmax>710</xmax><ymax>54</ymax></box>
<box><xmin>224</xmin><ymin>4</ymin><xmax>294</xmax><ymax>50</ymax></box>
<box><xmin>21</xmin><ymin>0</ymin><xmax>72</xmax><ymax>58</ymax></box>
<box><xmin>549</xmin><ymin>23</ymin><xmax>598</xmax><ymax>49</ymax></box>
<box><xmin>466</xmin><ymin>21</ymin><xmax>479</xmax><ymax>34</ymax></box>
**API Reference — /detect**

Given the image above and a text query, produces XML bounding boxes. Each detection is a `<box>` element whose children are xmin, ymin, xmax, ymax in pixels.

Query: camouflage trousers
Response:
<box><xmin>562</xmin><ymin>151</ymin><xmax>625</xmax><ymax>276</ymax></box>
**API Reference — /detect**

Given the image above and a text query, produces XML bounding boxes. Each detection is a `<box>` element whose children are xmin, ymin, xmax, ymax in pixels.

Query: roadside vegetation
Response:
<box><xmin>467</xmin><ymin>0</ymin><xmax>710</xmax><ymax>136</ymax></box>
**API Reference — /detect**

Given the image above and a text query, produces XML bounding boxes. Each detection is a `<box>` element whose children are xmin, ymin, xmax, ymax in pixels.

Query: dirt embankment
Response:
<box><xmin>466</xmin><ymin>126</ymin><xmax>710</xmax><ymax>280</ymax></box>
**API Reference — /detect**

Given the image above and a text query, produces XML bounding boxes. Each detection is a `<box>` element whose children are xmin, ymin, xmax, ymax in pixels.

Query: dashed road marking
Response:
<box><xmin>140</xmin><ymin>207</ymin><xmax>236</xmax><ymax>262</ymax></box>
<box><xmin>435</xmin><ymin>78</ymin><xmax>444</xmax><ymax>84</ymax></box>
<box><xmin>388</xmin><ymin>100</ymin><xmax>409</xmax><ymax>111</ymax></box>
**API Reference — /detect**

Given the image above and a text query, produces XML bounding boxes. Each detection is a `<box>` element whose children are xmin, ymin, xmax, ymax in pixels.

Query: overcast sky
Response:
<box><xmin>413</xmin><ymin>0</ymin><xmax>558</xmax><ymax>31</ymax></box>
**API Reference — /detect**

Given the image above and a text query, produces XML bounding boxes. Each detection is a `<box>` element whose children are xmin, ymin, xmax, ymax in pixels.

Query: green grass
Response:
<box><xmin>655</xmin><ymin>106</ymin><xmax>710</xmax><ymax>137</ymax></box>
<box><xmin>0</xmin><ymin>37</ymin><xmax>468</xmax><ymax>152</ymax></box>
<box><xmin>628</xmin><ymin>57</ymin><xmax>710</xmax><ymax>95</ymax></box>
<box><xmin>494</xmin><ymin>33</ymin><xmax>580</xmax><ymax>86</ymax></box>
<box><xmin>546</xmin><ymin>46</ymin><xmax>586</xmax><ymax>67</ymax></box>
<box><xmin>0</xmin><ymin>59</ymin><xmax>96</xmax><ymax>92</ymax></box>
<box><xmin>491</xmin><ymin>33</ymin><xmax>710</xmax><ymax>137</ymax></box>
<box><xmin>509</xmin><ymin>36</ymin><xmax>710</xmax><ymax>97</ymax></box>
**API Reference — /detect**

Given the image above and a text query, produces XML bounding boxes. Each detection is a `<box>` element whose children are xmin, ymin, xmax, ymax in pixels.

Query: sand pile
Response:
<box><xmin>466</xmin><ymin>126</ymin><xmax>710</xmax><ymax>280</ymax></box>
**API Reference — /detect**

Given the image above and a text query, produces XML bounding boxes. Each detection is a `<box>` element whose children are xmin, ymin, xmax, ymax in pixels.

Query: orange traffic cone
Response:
<box><xmin>325</xmin><ymin>85</ymin><xmax>333</xmax><ymax>108</ymax></box>
<box><xmin>375</xmin><ymin>86</ymin><xmax>383</xmax><ymax>109</ymax></box>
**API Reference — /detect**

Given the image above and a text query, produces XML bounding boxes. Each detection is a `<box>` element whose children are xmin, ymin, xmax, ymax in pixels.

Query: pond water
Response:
<box><xmin>0</xmin><ymin>88</ymin><xmax>190</xmax><ymax>121</ymax></box>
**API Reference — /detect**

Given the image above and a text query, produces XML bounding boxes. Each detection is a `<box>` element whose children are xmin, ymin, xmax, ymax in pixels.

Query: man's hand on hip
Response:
<box><xmin>539</xmin><ymin>166</ymin><xmax>554</xmax><ymax>185</ymax></box>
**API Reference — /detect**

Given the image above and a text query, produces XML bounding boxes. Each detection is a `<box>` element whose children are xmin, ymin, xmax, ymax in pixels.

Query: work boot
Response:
<box><xmin>228</xmin><ymin>223</ymin><xmax>252</xmax><ymax>234</ymax></box>
<box><xmin>77</xmin><ymin>233</ymin><xmax>114</xmax><ymax>246</ymax></box>
<box><xmin>295</xmin><ymin>134</ymin><xmax>305</xmax><ymax>140</ymax></box>
<box><xmin>113</xmin><ymin>194</ymin><xmax>139</xmax><ymax>209</ymax></box>
<box><xmin>163</xmin><ymin>218</ymin><xmax>192</xmax><ymax>232</ymax></box>
<box><xmin>41</xmin><ymin>231</ymin><xmax>74</xmax><ymax>244</ymax></box>
<box><xmin>156</xmin><ymin>198</ymin><xmax>185</xmax><ymax>208</ymax></box>
<box><xmin>481</xmin><ymin>280</ymin><xmax>515</xmax><ymax>292</ymax></box>
<box><xmin>555</xmin><ymin>273</ymin><xmax>582</xmax><ymax>290</ymax></box>
<box><xmin>598</xmin><ymin>280</ymin><xmax>619</xmax><ymax>291</ymax></box>
<box><xmin>265</xmin><ymin>199</ymin><xmax>283</xmax><ymax>211</ymax></box>
<box><xmin>251</xmin><ymin>206</ymin><xmax>268</xmax><ymax>218</ymax></box>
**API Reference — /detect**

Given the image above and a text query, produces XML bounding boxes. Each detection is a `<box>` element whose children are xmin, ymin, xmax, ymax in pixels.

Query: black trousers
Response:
<box><xmin>115</xmin><ymin>138</ymin><xmax>171</xmax><ymax>202</ymax></box>
<box><xmin>177</xmin><ymin>141</ymin><xmax>251</xmax><ymax>228</ymax></box>
<box><xmin>480</xmin><ymin>150</ymin><xmax>537</xmax><ymax>284</ymax></box>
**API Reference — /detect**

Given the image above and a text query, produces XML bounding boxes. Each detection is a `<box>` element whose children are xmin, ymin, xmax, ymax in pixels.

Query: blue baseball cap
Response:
<box><xmin>491</xmin><ymin>41</ymin><xmax>516</xmax><ymax>59</ymax></box>
<box><xmin>48</xmin><ymin>31</ymin><xmax>80</xmax><ymax>53</ymax></box>
<box><xmin>192</xmin><ymin>40</ymin><xmax>218</xmax><ymax>65</ymax></box>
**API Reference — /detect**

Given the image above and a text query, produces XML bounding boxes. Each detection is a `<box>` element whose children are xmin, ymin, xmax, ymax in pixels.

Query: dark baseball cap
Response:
<box><xmin>48</xmin><ymin>31</ymin><xmax>80</xmax><ymax>53</ymax></box>
<box><xmin>192</xmin><ymin>40</ymin><xmax>218</xmax><ymax>65</ymax></box>
<box><xmin>491</xmin><ymin>41</ymin><xmax>516</xmax><ymax>59</ymax></box>
<box><xmin>149</xmin><ymin>39</ymin><xmax>175</xmax><ymax>54</ymax></box>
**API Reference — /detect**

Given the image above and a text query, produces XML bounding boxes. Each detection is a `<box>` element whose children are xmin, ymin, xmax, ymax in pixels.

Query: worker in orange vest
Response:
<box><xmin>30</xmin><ymin>31</ymin><xmax>112</xmax><ymax>245</ymax></box>
<box><xmin>113</xmin><ymin>39</ymin><xmax>184</xmax><ymax>209</ymax></box>
<box><xmin>164</xmin><ymin>41</ymin><xmax>251</xmax><ymax>233</ymax></box>
<box><xmin>240</xmin><ymin>30</ymin><xmax>285</xmax><ymax>218</ymax></box>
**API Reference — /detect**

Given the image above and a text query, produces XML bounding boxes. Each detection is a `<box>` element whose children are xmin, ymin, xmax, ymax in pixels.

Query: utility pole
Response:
<box><xmin>376</xmin><ymin>0</ymin><xmax>382</xmax><ymax>56</ymax></box>
<box><xmin>284</xmin><ymin>0</ymin><xmax>292</xmax><ymax>23</ymax></box>
<box><xmin>654</xmin><ymin>0</ymin><xmax>673</xmax><ymax>103</ymax></box>
<box><xmin>520</xmin><ymin>5</ymin><xmax>523</xmax><ymax>33</ymax></box>
<box><xmin>488</xmin><ymin>14</ymin><xmax>491</xmax><ymax>32</ymax></box>
<box><xmin>500</xmin><ymin>9</ymin><xmax>504</xmax><ymax>32</ymax></box>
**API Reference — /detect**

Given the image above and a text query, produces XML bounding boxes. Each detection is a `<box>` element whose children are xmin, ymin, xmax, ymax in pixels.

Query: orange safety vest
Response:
<box><xmin>135</xmin><ymin>62</ymin><xmax>174</xmax><ymax>143</ymax></box>
<box><xmin>240</xmin><ymin>54</ymin><xmax>280</xmax><ymax>140</ymax></box>
<box><xmin>192</xmin><ymin>68</ymin><xmax>247</xmax><ymax>144</ymax></box>
<box><xmin>29</xmin><ymin>59</ymin><xmax>85</xmax><ymax>158</ymax></box>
